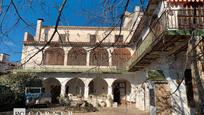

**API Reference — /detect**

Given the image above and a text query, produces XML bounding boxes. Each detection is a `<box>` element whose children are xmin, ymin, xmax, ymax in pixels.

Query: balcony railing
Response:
<box><xmin>128</xmin><ymin>8</ymin><xmax>204</xmax><ymax>70</ymax></box>
<box><xmin>15</xmin><ymin>65</ymin><xmax>128</xmax><ymax>73</ymax></box>
<box><xmin>167</xmin><ymin>8</ymin><xmax>204</xmax><ymax>29</ymax></box>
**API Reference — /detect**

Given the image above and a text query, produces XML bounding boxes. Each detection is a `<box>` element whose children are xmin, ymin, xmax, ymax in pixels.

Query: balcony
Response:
<box><xmin>14</xmin><ymin>65</ymin><xmax>128</xmax><ymax>73</ymax></box>
<box><xmin>128</xmin><ymin>8</ymin><xmax>204</xmax><ymax>71</ymax></box>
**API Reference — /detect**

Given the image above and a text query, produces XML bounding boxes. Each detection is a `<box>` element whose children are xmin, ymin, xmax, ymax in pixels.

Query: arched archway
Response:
<box><xmin>43</xmin><ymin>47</ymin><xmax>64</xmax><ymax>65</ymax></box>
<box><xmin>89</xmin><ymin>77</ymin><xmax>108</xmax><ymax>96</ymax></box>
<box><xmin>42</xmin><ymin>78</ymin><xmax>61</xmax><ymax>103</ymax></box>
<box><xmin>112</xmin><ymin>48</ymin><xmax>131</xmax><ymax>67</ymax></box>
<box><xmin>112</xmin><ymin>79</ymin><xmax>131</xmax><ymax>105</ymax></box>
<box><xmin>67</xmin><ymin>47</ymin><xmax>87</xmax><ymax>65</ymax></box>
<box><xmin>65</xmin><ymin>78</ymin><xmax>85</xmax><ymax>97</ymax></box>
<box><xmin>90</xmin><ymin>48</ymin><xmax>109</xmax><ymax>66</ymax></box>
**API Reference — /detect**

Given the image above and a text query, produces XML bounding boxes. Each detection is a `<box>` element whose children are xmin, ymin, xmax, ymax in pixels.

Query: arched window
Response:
<box><xmin>112</xmin><ymin>48</ymin><xmax>131</xmax><ymax>67</ymax></box>
<box><xmin>43</xmin><ymin>47</ymin><xmax>64</xmax><ymax>65</ymax></box>
<box><xmin>67</xmin><ymin>47</ymin><xmax>87</xmax><ymax>65</ymax></box>
<box><xmin>90</xmin><ymin>48</ymin><xmax>109</xmax><ymax>66</ymax></box>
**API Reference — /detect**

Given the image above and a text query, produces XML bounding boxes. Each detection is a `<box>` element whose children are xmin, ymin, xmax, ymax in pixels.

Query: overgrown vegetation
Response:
<box><xmin>147</xmin><ymin>70</ymin><xmax>166</xmax><ymax>81</ymax></box>
<box><xmin>0</xmin><ymin>73</ymin><xmax>42</xmax><ymax>112</ymax></box>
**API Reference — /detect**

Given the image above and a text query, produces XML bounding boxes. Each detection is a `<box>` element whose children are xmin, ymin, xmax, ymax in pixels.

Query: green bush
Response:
<box><xmin>0</xmin><ymin>85</ymin><xmax>15</xmax><ymax>111</ymax></box>
<box><xmin>0</xmin><ymin>72</ymin><xmax>42</xmax><ymax>111</ymax></box>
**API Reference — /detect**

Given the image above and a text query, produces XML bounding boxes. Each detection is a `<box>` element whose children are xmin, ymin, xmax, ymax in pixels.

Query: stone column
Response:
<box><xmin>60</xmin><ymin>83</ymin><xmax>66</xmax><ymax>97</ymax></box>
<box><xmin>107</xmin><ymin>48</ymin><xmax>113</xmax><ymax>67</ymax></box>
<box><xmin>84</xmin><ymin>85</ymin><xmax>89</xmax><ymax>99</ymax></box>
<box><xmin>105</xmin><ymin>78</ymin><xmax>115</xmax><ymax>98</ymax></box>
<box><xmin>64</xmin><ymin>47</ymin><xmax>71</xmax><ymax>66</ymax></box>
<box><xmin>64</xmin><ymin>52</ymin><xmax>68</xmax><ymax>66</ymax></box>
<box><xmin>108</xmin><ymin>85</ymin><xmax>113</xmax><ymax>98</ymax></box>
<box><xmin>86</xmin><ymin>51</ymin><xmax>90</xmax><ymax>66</ymax></box>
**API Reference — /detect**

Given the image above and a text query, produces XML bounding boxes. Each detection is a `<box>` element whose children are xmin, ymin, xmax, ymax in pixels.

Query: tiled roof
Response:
<box><xmin>167</xmin><ymin>0</ymin><xmax>204</xmax><ymax>2</ymax></box>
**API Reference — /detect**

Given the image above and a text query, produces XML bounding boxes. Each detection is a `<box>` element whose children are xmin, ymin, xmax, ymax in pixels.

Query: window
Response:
<box><xmin>115</xmin><ymin>35</ymin><xmax>123</xmax><ymax>43</ymax></box>
<box><xmin>58</xmin><ymin>34</ymin><xmax>66</xmax><ymax>42</ymax></box>
<box><xmin>90</xmin><ymin>34</ymin><xmax>96</xmax><ymax>43</ymax></box>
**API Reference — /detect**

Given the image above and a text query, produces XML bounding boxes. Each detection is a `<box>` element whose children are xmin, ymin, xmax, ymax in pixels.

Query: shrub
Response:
<box><xmin>0</xmin><ymin>72</ymin><xmax>42</xmax><ymax>111</ymax></box>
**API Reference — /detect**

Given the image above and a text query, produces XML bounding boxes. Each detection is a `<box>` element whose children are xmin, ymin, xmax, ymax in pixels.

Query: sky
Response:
<box><xmin>0</xmin><ymin>0</ymin><xmax>148</xmax><ymax>62</ymax></box>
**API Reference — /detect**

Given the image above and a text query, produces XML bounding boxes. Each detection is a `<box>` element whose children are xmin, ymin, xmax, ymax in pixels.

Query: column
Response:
<box><xmin>64</xmin><ymin>52</ymin><xmax>68</xmax><ymax>66</ymax></box>
<box><xmin>86</xmin><ymin>51</ymin><xmax>90</xmax><ymax>66</ymax></box>
<box><xmin>60</xmin><ymin>83</ymin><xmax>66</xmax><ymax>97</ymax></box>
<box><xmin>105</xmin><ymin>78</ymin><xmax>115</xmax><ymax>98</ymax></box>
<box><xmin>108</xmin><ymin>85</ymin><xmax>113</xmax><ymax>98</ymax></box>
<box><xmin>107</xmin><ymin>48</ymin><xmax>112</xmax><ymax>67</ymax></box>
<box><xmin>84</xmin><ymin>85</ymin><xmax>89</xmax><ymax>99</ymax></box>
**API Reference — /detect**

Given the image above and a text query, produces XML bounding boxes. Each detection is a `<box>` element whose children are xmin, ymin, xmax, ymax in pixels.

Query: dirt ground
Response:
<box><xmin>0</xmin><ymin>105</ymin><xmax>148</xmax><ymax>115</ymax></box>
<box><xmin>74</xmin><ymin>106</ymin><xmax>148</xmax><ymax>115</ymax></box>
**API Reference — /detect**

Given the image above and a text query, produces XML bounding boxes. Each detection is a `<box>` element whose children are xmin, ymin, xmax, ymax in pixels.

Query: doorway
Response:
<box><xmin>184</xmin><ymin>69</ymin><xmax>195</xmax><ymax>107</ymax></box>
<box><xmin>112</xmin><ymin>79</ymin><xmax>131</xmax><ymax>105</ymax></box>
<box><xmin>113</xmin><ymin>84</ymin><xmax>121</xmax><ymax>104</ymax></box>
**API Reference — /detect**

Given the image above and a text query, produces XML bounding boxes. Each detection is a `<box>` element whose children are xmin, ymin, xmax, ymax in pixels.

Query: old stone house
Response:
<box><xmin>19</xmin><ymin>0</ymin><xmax>204</xmax><ymax>115</ymax></box>
<box><xmin>20</xmin><ymin>6</ymin><xmax>146</xmax><ymax>108</ymax></box>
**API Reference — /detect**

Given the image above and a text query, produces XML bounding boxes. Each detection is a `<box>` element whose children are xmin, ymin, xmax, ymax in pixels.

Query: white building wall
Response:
<box><xmin>145</xmin><ymin>54</ymin><xmax>192</xmax><ymax>115</ymax></box>
<box><xmin>39</xmin><ymin>27</ymin><xmax>132</xmax><ymax>43</ymax></box>
<box><xmin>38</xmin><ymin>72</ymin><xmax>147</xmax><ymax>105</ymax></box>
<box><xmin>22</xmin><ymin>46</ymin><xmax>43</xmax><ymax>68</ymax></box>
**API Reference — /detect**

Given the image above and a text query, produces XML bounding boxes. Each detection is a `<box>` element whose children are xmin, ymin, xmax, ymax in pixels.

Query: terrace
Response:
<box><xmin>128</xmin><ymin>6</ymin><xmax>204</xmax><ymax>71</ymax></box>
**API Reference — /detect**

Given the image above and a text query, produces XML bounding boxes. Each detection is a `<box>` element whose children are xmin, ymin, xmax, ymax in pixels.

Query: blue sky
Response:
<box><xmin>0</xmin><ymin>0</ymin><xmax>147</xmax><ymax>62</ymax></box>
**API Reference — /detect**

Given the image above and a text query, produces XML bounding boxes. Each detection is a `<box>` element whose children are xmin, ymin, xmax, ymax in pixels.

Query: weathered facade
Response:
<box><xmin>128</xmin><ymin>0</ymin><xmax>204</xmax><ymax>115</ymax></box>
<box><xmin>20</xmin><ymin>6</ymin><xmax>149</xmax><ymax>109</ymax></box>
<box><xmin>19</xmin><ymin>0</ymin><xmax>204</xmax><ymax>114</ymax></box>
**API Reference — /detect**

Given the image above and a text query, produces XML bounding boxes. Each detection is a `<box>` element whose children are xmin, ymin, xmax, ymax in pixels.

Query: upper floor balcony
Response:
<box><xmin>19</xmin><ymin>46</ymin><xmax>132</xmax><ymax>73</ymax></box>
<box><xmin>128</xmin><ymin>7</ymin><xmax>204</xmax><ymax>71</ymax></box>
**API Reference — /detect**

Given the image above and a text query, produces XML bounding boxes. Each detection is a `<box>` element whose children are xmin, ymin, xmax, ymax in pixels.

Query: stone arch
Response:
<box><xmin>65</xmin><ymin>78</ymin><xmax>85</xmax><ymax>96</ymax></box>
<box><xmin>42</xmin><ymin>77</ymin><xmax>61</xmax><ymax>103</ymax></box>
<box><xmin>112</xmin><ymin>48</ymin><xmax>131</xmax><ymax>67</ymax></box>
<box><xmin>43</xmin><ymin>47</ymin><xmax>64</xmax><ymax>65</ymax></box>
<box><xmin>112</xmin><ymin>78</ymin><xmax>131</xmax><ymax>105</ymax></box>
<box><xmin>67</xmin><ymin>47</ymin><xmax>87</xmax><ymax>65</ymax></box>
<box><xmin>90</xmin><ymin>47</ymin><xmax>109</xmax><ymax>66</ymax></box>
<box><xmin>88</xmin><ymin>77</ymin><xmax>108</xmax><ymax>96</ymax></box>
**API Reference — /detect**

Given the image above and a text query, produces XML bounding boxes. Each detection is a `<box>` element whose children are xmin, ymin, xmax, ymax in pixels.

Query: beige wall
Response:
<box><xmin>39</xmin><ymin>27</ymin><xmax>132</xmax><ymax>43</ymax></box>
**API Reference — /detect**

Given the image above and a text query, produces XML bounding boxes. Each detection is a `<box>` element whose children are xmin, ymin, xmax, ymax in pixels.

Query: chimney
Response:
<box><xmin>35</xmin><ymin>19</ymin><xmax>44</xmax><ymax>41</ymax></box>
<box><xmin>131</xmin><ymin>6</ymin><xmax>142</xmax><ymax>30</ymax></box>
<box><xmin>24</xmin><ymin>32</ymin><xmax>29</xmax><ymax>41</ymax></box>
<box><xmin>122</xmin><ymin>11</ymin><xmax>132</xmax><ymax>28</ymax></box>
